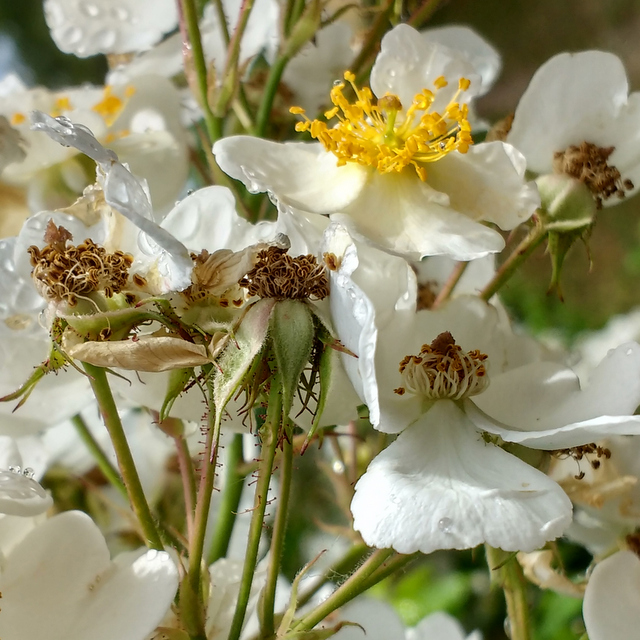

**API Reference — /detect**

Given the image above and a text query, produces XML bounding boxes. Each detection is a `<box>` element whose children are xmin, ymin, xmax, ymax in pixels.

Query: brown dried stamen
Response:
<box><xmin>553</xmin><ymin>142</ymin><xmax>634</xmax><ymax>209</ymax></box>
<box><xmin>239</xmin><ymin>246</ymin><xmax>329</xmax><ymax>300</ymax></box>
<box><xmin>28</xmin><ymin>220</ymin><xmax>133</xmax><ymax>306</ymax></box>
<box><xmin>552</xmin><ymin>443</ymin><xmax>612</xmax><ymax>480</ymax></box>
<box><xmin>394</xmin><ymin>331</ymin><xmax>489</xmax><ymax>400</ymax></box>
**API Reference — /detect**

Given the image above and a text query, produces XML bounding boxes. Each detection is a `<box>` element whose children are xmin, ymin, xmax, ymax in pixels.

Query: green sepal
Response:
<box><xmin>546</xmin><ymin>226</ymin><xmax>592</xmax><ymax>301</ymax></box>
<box><xmin>178</xmin><ymin>575</ymin><xmax>206</xmax><ymax>638</ymax></box>
<box><xmin>270</xmin><ymin>300</ymin><xmax>315</xmax><ymax>423</ymax></box>
<box><xmin>160</xmin><ymin>368</ymin><xmax>195</xmax><ymax>422</ymax></box>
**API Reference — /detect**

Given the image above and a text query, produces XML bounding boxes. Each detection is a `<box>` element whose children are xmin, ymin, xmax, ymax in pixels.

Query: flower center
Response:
<box><xmin>28</xmin><ymin>220</ymin><xmax>133</xmax><ymax>305</ymax></box>
<box><xmin>290</xmin><ymin>72</ymin><xmax>473</xmax><ymax>181</ymax></box>
<box><xmin>239</xmin><ymin>246</ymin><xmax>329</xmax><ymax>300</ymax></box>
<box><xmin>394</xmin><ymin>331</ymin><xmax>489</xmax><ymax>400</ymax></box>
<box><xmin>553</xmin><ymin>142</ymin><xmax>634</xmax><ymax>209</ymax></box>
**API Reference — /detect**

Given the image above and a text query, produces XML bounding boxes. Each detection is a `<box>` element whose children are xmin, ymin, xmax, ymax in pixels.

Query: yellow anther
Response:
<box><xmin>10</xmin><ymin>112</ymin><xmax>26</xmax><ymax>126</ymax></box>
<box><xmin>434</xmin><ymin>76</ymin><xmax>448</xmax><ymax>89</ymax></box>
<box><xmin>289</xmin><ymin>70</ymin><xmax>473</xmax><ymax>181</ymax></box>
<box><xmin>459</xmin><ymin>77</ymin><xmax>471</xmax><ymax>91</ymax></box>
<box><xmin>289</xmin><ymin>106</ymin><xmax>306</xmax><ymax>115</ymax></box>
<box><xmin>54</xmin><ymin>96</ymin><xmax>73</xmax><ymax>113</ymax></box>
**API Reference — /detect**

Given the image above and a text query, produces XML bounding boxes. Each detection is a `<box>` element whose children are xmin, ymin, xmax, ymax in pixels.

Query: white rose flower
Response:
<box><xmin>507</xmin><ymin>51</ymin><xmax>640</xmax><ymax>209</ymax></box>
<box><xmin>0</xmin><ymin>510</ymin><xmax>178</xmax><ymax>640</ymax></box>
<box><xmin>325</xmin><ymin>224</ymin><xmax>640</xmax><ymax>553</ymax></box>
<box><xmin>214</xmin><ymin>23</ymin><xmax>539</xmax><ymax>261</ymax></box>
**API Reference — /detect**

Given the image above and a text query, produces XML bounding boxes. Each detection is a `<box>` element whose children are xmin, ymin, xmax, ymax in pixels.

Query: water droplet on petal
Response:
<box><xmin>61</xmin><ymin>25</ymin><xmax>83</xmax><ymax>46</ymax></box>
<box><xmin>93</xmin><ymin>29</ymin><xmax>117</xmax><ymax>50</ymax></box>
<box><xmin>626</xmin><ymin>348</ymin><xmax>634</xmax><ymax>356</ymax></box>
<box><xmin>8</xmin><ymin>466</ymin><xmax>20</xmax><ymax>474</ymax></box>
<box><xmin>438</xmin><ymin>517</ymin><xmax>453</xmax><ymax>533</ymax></box>
<box><xmin>80</xmin><ymin>2</ymin><xmax>100</xmax><ymax>17</ymax></box>
<box><xmin>111</xmin><ymin>6</ymin><xmax>129</xmax><ymax>20</ymax></box>
<box><xmin>22</xmin><ymin>467</ymin><xmax>35</xmax><ymax>479</ymax></box>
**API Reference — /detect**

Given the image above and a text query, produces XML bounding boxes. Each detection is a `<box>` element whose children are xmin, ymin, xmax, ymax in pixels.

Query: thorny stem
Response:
<box><xmin>207</xmin><ymin>433</ymin><xmax>246</xmax><ymax>564</ymax></box>
<box><xmin>260</xmin><ymin>432</ymin><xmax>294</xmax><ymax>637</ymax></box>
<box><xmin>83</xmin><ymin>364</ymin><xmax>163</xmax><ymax>550</ymax></box>
<box><xmin>291</xmin><ymin>548</ymin><xmax>395</xmax><ymax>632</ymax></box>
<box><xmin>227</xmin><ymin>375</ymin><xmax>282</xmax><ymax>640</ymax></box>
<box><xmin>480</xmin><ymin>221</ymin><xmax>547</xmax><ymax>301</ymax></box>
<box><xmin>179</xmin><ymin>0</ymin><xmax>223</xmax><ymax>142</ymax></box>
<box><xmin>71</xmin><ymin>413</ymin><xmax>127</xmax><ymax>499</ymax></box>
<box><xmin>432</xmin><ymin>261</ymin><xmax>469</xmax><ymax>309</ymax></box>
<box><xmin>485</xmin><ymin>545</ymin><xmax>532</xmax><ymax>640</ymax></box>
<box><xmin>188</xmin><ymin>376</ymin><xmax>222</xmax><ymax>598</ymax></box>
<box><xmin>297</xmin><ymin>543</ymin><xmax>370</xmax><ymax>608</ymax></box>
<box><xmin>174</xmin><ymin>434</ymin><xmax>197</xmax><ymax>540</ymax></box>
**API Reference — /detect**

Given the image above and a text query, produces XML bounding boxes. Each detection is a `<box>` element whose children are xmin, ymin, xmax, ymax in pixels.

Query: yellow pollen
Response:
<box><xmin>92</xmin><ymin>85</ymin><xmax>135</xmax><ymax>127</ymax></box>
<box><xmin>290</xmin><ymin>70</ymin><xmax>473</xmax><ymax>181</ymax></box>
<box><xmin>53</xmin><ymin>96</ymin><xmax>73</xmax><ymax>114</ymax></box>
<box><xmin>10</xmin><ymin>113</ymin><xmax>26</xmax><ymax>126</ymax></box>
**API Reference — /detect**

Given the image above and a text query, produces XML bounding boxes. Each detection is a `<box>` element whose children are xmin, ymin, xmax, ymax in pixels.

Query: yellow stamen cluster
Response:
<box><xmin>28</xmin><ymin>220</ymin><xmax>133</xmax><ymax>306</ymax></box>
<box><xmin>290</xmin><ymin>72</ymin><xmax>472</xmax><ymax>181</ymax></box>
<box><xmin>92</xmin><ymin>85</ymin><xmax>136</xmax><ymax>127</ymax></box>
<box><xmin>394</xmin><ymin>331</ymin><xmax>488</xmax><ymax>400</ymax></box>
<box><xmin>239</xmin><ymin>246</ymin><xmax>329</xmax><ymax>301</ymax></box>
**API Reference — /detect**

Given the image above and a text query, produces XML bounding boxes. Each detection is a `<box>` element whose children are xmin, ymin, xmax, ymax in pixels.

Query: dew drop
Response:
<box><xmin>333</xmin><ymin>79</ymin><xmax>342</xmax><ymax>86</ymax></box>
<box><xmin>438</xmin><ymin>517</ymin><xmax>453</xmax><ymax>533</ymax></box>
<box><xmin>387</xmin><ymin>69</ymin><xmax>397</xmax><ymax>78</ymax></box>
<box><xmin>61</xmin><ymin>25</ymin><xmax>83</xmax><ymax>46</ymax></box>
<box><xmin>93</xmin><ymin>29</ymin><xmax>117</xmax><ymax>50</ymax></box>
<box><xmin>332</xmin><ymin>460</ymin><xmax>345</xmax><ymax>474</ymax></box>
<box><xmin>111</xmin><ymin>6</ymin><xmax>129</xmax><ymax>20</ymax></box>
<box><xmin>626</xmin><ymin>348</ymin><xmax>634</xmax><ymax>356</ymax></box>
<box><xmin>8</xmin><ymin>465</ymin><xmax>20</xmax><ymax>474</ymax></box>
<box><xmin>23</xmin><ymin>467</ymin><xmax>35</xmax><ymax>479</ymax></box>
<box><xmin>80</xmin><ymin>2</ymin><xmax>100</xmax><ymax>17</ymax></box>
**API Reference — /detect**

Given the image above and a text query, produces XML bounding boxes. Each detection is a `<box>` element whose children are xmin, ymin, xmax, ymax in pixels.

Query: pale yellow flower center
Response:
<box><xmin>290</xmin><ymin>71</ymin><xmax>473</xmax><ymax>181</ymax></box>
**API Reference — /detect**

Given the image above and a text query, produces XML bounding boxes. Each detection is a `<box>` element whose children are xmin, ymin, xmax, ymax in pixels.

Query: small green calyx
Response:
<box><xmin>270</xmin><ymin>300</ymin><xmax>315</xmax><ymax>419</ymax></box>
<box><xmin>537</xmin><ymin>174</ymin><xmax>595</xmax><ymax>301</ymax></box>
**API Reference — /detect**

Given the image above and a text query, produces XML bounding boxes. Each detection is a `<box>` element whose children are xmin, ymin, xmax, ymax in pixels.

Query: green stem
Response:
<box><xmin>350</xmin><ymin>0</ymin><xmax>394</xmax><ymax>79</ymax></box>
<box><xmin>485</xmin><ymin>546</ymin><xmax>531</xmax><ymax>640</ymax></box>
<box><xmin>297</xmin><ymin>543</ymin><xmax>369</xmax><ymax>608</ymax></box>
<box><xmin>407</xmin><ymin>0</ymin><xmax>444</xmax><ymax>27</ymax></box>
<box><xmin>432</xmin><ymin>261</ymin><xmax>468</xmax><ymax>309</ymax></box>
<box><xmin>480</xmin><ymin>222</ymin><xmax>547</xmax><ymax>301</ymax></box>
<box><xmin>71</xmin><ymin>413</ymin><xmax>126</xmax><ymax>498</ymax></box>
<box><xmin>179</xmin><ymin>0</ymin><xmax>223</xmax><ymax>142</ymax></box>
<box><xmin>83</xmin><ymin>364</ymin><xmax>163</xmax><ymax>550</ymax></box>
<box><xmin>261</xmin><ymin>433</ymin><xmax>294</xmax><ymax>637</ymax></box>
<box><xmin>174</xmin><ymin>435</ymin><xmax>197</xmax><ymax>539</ymax></box>
<box><xmin>207</xmin><ymin>433</ymin><xmax>246</xmax><ymax>564</ymax></box>
<box><xmin>188</xmin><ymin>378</ymin><xmax>222</xmax><ymax>597</ymax></box>
<box><xmin>227</xmin><ymin>377</ymin><xmax>282</xmax><ymax>640</ymax></box>
<box><xmin>358</xmin><ymin>552</ymin><xmax>417</xmax><ymax>592</ymax></box>
<box><xmin>254</xmin><ymin>55</ymin><xmax>290</xmax><ymax>137</ymax></box>
<box><xmin>292</xmin><ymin>548</ymin><xmax>395</xmax><ymax>632</ymax></box>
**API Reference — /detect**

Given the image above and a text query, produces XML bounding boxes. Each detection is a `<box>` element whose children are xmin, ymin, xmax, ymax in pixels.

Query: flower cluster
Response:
<box><xmin>1</xmin><ymin>2</ymin><xmax>640</xmax><ymax>639</ymax></box>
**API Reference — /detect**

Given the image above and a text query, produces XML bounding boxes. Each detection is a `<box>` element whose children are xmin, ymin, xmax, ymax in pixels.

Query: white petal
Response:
<box><xmin>43</xmin><ymin>0</ymin><xmax>178</xmax><ymax>57</ymax></box>
<box><xmin>371</xmin><ymin>24</ymin><xmax>482</xmax><ymax>108</ymax></box>
<box><xmin>407</xmin><ymin>611</ymin><xmax>477</xmax><ymax>640</ymax></box>
<box><xmin>423</xmin><ymin>25</ymin><xmax>501</xmax><ymax>94</ymax></box>
<box><xmin>213</xmin><ymin>137</ymin><xmax>368</xmax><ymax>213</ymax></box>
<box><xmin>426</xmin><ymin>142</ymin><xmax>539</xmax><ymax>230</ymax></box>
<box><xmin>0</xmin><ymin>511</ymin><xmax>178</xmax><ymax>640</ymax></box>
<box><xmin>351</xmin><ymin>400</ymin><xmax>572</xmax><ymax>553</ymax></box>
<box><xmin>471</xmin><ymin>342</ymin><xmax>640</xmax><ymax>443</ymax></box>
<box><xmin>333</xmin><ymin>170</ymin><xmax>506</xmax><ymax>261</ymax></box>
<box><xmin>583</xmin><ymin>551</ymin><xmax>640</xmax><ymax>640</ymax></box>
<box><xmin>508</xmin><ymin>51</ymin><xmax>630</xmax><ymax>174</ymax></box>
<box><xmin>333</xmin><ymin>598</ymin><xmax>405</xmax><ymax>640</ymax></box>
